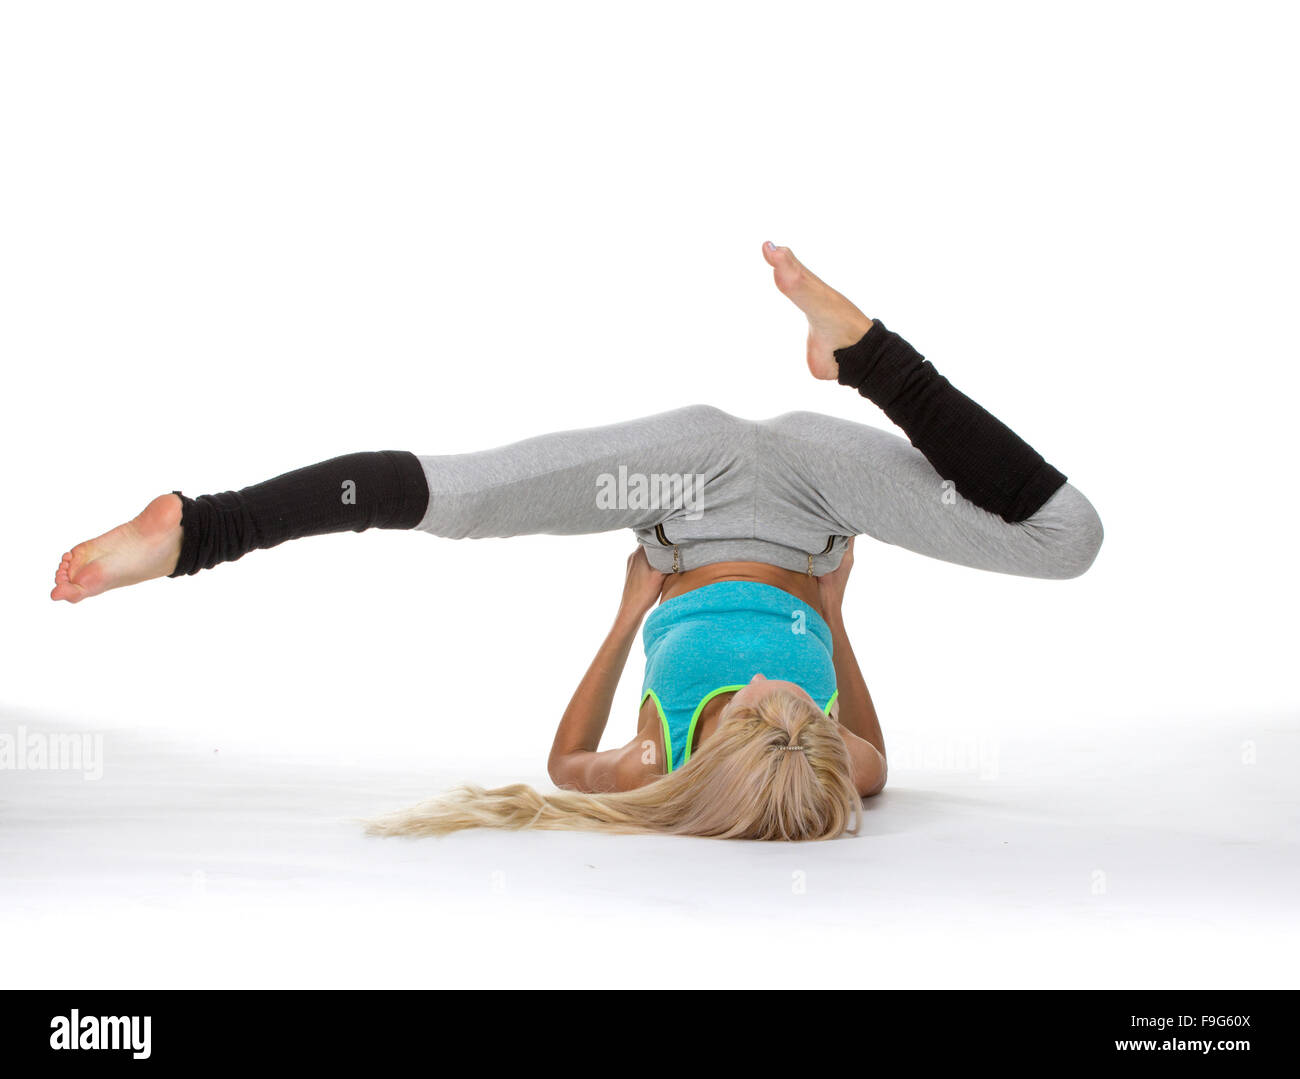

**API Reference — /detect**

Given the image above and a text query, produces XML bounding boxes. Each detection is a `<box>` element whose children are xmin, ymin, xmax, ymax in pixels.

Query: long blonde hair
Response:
<box><xmin>365</xmin><ymin>688</ymin><xmax>861</xmax><ymax>841</ymax></box>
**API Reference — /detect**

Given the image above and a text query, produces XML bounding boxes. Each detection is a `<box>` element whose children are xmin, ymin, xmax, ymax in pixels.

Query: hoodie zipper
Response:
<box><xmin>654</xmin><ymin>523</ymin><xmax>680</xmax><ymax>574</ymax></box>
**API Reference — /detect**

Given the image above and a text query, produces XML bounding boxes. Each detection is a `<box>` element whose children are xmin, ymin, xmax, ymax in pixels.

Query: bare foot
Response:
<box><xmin>762</xmin><ymin>241</ymin><xmax>874</xmax><ymax>380</ymax></box>
<box><xmin>51</xmin><ymin>493</ymin><xmax>184</xmax><ymax>603</ymax></box>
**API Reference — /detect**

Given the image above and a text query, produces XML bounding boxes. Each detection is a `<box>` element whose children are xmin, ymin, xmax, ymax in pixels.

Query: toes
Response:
<box><xmin>52</xmin><ymin>541</ymin><xmax>106</xmax><ymax>602</ymax></box>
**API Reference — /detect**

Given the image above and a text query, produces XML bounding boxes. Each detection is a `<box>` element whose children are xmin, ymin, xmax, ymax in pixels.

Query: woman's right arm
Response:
<box><xmin>546</xmin><ymin>609</ymin><xmax>645</xmax><ymax>793</ymax></box>
<box><xmin>547</xmin><ymin>549</ymin><xmax>666</xmax><ymax>794</ymax></box>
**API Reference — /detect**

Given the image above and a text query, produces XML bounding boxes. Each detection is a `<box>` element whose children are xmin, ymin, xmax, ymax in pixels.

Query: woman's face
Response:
<box><xmin>722</xmin><ymin>672</ymin><xmax>815</xmax><ymax>715</ymax></box>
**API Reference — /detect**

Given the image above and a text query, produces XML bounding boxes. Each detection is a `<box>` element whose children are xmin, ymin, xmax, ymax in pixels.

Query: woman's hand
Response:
<box><xmin>618</xmin><ymin>547</ymin><xmax>667</xmax><ymax>623</ymax></box>
<box><xmin>815</xmin><ymin>536</ymin><xmax>855</xmax><ymax>617</ymax></box>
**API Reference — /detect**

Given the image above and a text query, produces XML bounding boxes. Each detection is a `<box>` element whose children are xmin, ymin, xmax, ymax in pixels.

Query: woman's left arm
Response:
<box><xmin>825</xmin><ymin>614</ymin><xmax>888</xmax><ymax>798</ymax></box>
<box><xmin>817</xmin><ymin>539</ymin><xmax>888</xmax><ymax>797</ymax></box>
<box><xmin>547</xmin><ymin>550</ymin><xmax>666</xmax><ymax>793</ymax></box>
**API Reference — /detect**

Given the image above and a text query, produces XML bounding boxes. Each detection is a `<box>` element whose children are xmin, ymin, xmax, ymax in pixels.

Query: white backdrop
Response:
<box><xmin>2</xmin><ymin>1</ymin><xmax>1297</xmax><ymax>989</ymax></box>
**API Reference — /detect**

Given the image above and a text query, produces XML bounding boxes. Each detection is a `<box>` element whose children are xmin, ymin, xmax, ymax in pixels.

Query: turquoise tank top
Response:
<box><xmin>640</xmin><ymin>580</ymin><xmax>838</xmax><ymax>772</ymax></box>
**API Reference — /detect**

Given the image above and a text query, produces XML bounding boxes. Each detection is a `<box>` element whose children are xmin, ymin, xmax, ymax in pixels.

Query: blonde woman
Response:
<box><xmin>51</xmin><ymin>242</ymin><xmax>1104</xmax><ymax>841</ymax></box>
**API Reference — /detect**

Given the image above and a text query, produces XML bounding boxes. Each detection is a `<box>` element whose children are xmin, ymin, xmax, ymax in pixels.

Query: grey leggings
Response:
<box><xmin>414</xmin><ymin>405</ymin><xmax>1103</xmax><ymax>580</ymax></box>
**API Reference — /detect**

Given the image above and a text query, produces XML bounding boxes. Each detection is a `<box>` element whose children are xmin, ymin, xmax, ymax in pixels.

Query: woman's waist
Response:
<box><xmin>657</xmin><ymin>559</ymin><xmax>824</xmax><ymax>614</ymax></box>
<box><xmin>639</xmin><ymin>536</ymin><xmax>848</xmax><ymax>589</ymax></box>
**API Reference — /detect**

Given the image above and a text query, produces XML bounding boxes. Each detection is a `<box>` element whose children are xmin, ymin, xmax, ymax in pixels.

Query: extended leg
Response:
<box><xmin>178</xmin><ymin>405</ymin><xmax>745</xmax><ymax>573</ymax></box>
<box><xmin>51</xmin><ymin>405</ymin><xmax>747</xmax><ymax>603</ymax></box>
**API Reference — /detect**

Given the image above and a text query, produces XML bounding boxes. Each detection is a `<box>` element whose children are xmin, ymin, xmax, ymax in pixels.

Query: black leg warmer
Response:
<box><xmin>834</xmin><ymin>319</ymin><xmax>1068</xmax><ymax>523</ymax></box>
<box><xmin>168</xmin><ymin>450</ymin><xmax>430</xmax><ymax>577</ymax></box>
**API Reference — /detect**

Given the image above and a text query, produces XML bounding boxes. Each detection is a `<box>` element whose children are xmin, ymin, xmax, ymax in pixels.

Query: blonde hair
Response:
<box><xmin>365</xmin><ymin>688</ymin><xmax>861</xmax><ymax>842</ymax></box>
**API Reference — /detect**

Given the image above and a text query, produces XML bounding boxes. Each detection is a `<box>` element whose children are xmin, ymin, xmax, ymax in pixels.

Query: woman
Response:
<box><xmin>50</xmin><ymin>242</ymin><xmax>1104</xmax><ymax>841</ymax></box>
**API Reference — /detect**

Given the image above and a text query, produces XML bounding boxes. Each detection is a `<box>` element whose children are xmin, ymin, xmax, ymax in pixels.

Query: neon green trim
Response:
<box><xmin>644</xmin><ymin>684</ymin><xmax>839</xmax><ymax>771</ymax></box>
<box><xmin>641</xmin><ymin>688</ymin><xmax>671</xmax><ymax>773</ymax></box>
<box><xmin>683</xmin><ymin>685</ymin><xmax>747</xmax><ymax>766</ymax></box>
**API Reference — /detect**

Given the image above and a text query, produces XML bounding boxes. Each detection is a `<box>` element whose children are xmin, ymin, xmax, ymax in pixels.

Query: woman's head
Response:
<box><xmin>676</xmin><ymin>674</ymin><xmax>860</xmax><ymax>840</ymax></box>
<box><xmin>367</xmin><ymin>682</ymin><xmax>861</xmax><ymax>842</ymax></box>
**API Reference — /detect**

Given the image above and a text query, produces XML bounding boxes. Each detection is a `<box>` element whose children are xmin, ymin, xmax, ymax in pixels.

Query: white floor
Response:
<box><xmin>2</xmin><ymin>709</ymin><xmax>1296</xmax><ymax>989</ymax></box>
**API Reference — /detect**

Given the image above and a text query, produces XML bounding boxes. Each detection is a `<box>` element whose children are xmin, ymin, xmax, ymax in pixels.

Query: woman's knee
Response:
<box><xmin>659</xmin><ymin>405</ymin><xmax>752</xmax><ymax>455</ymax></box>
<box><xmin>1034</xmin><ymin>483</ymin><xmax>1104</xmax><ymax>579</ymax></box>
<box><xmin>673</xmin><ymin>404</ymin><xmax>741</xmax><ymax>428</ymax></box>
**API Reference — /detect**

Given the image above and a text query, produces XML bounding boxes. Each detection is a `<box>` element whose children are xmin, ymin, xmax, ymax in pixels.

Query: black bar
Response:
<box><xmin>1</xmin><ymin>990</ymin><xmax>1290</xmax><ymax>1067</ymax></box>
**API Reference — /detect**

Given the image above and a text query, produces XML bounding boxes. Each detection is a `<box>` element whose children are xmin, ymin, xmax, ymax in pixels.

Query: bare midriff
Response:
<box><xmin>656</xmin><ymin>560</ymin><xmax>825</xmax><ymax>620</ymax></box>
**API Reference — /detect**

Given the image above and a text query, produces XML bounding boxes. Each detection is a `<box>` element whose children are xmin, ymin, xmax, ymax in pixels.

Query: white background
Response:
<box><xmin>2</xmin><ymin>0</ymin><xmax>1297</xmax><ymax>989</ymax></box>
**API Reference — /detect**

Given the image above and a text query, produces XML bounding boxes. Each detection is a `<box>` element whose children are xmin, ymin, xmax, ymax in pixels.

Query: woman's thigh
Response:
<box><xmin>755</xmin><ymin>410</ymin><xmax>1103</xmax><ymax>579</ymax></box>
<box><xmin>413</xmin><ymin>404</ymin><xmax>755</xmax><ymax>540</ymax></box>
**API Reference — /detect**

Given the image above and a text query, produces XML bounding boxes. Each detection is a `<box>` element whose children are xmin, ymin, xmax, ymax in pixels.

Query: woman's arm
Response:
<box><xmin>546</xmin><ymin>611</ymin><xmax>644</xmax><ymax>792</ymax></box>
<box><xmin>547</xmin><ymin>550</ymin><xmax>666</xmax><ymax>793</ymax></box>
<box><xmin>817</xmin><ymin>539</ymin><xmax>887</xmax><ymax>797</ymax></box>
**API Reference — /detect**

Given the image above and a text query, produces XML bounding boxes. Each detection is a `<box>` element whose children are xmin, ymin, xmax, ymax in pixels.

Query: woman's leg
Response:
<box><xmin>757</xmin><ymin>242</ymin><xmax>1103</xmax><ymax>580</ymax></box>
<box><xmin>51</xmin><ymin>405</ymin><xmax>748</xmax><ymax>602</ymax></box>
<box><xmin>759</xmin><ymin>410</ymin><xmax>1103</xmax><ymax>580</ymax></box>
<box><xmin>51</xmin><ymin>452</ymin><xmax>430</xmax><ymax>601</ymax></box>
